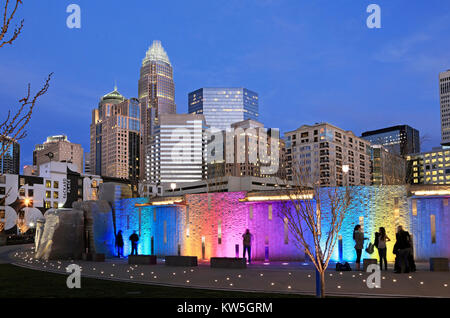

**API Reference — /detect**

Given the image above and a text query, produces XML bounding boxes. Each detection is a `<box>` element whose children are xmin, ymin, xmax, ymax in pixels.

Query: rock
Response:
<box><xmin>35</xmin><ymin>208</ymin><xmax>84</xmax><ymax>260</ymax></box>
<box><xmin>73</xmin><ymin>200</ymin><xmax>115</xmax><ymax>258</ymax></box>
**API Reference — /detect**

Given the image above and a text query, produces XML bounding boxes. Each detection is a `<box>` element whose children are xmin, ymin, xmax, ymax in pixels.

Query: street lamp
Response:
<box><xmin>342</xmin><ymin>164</ymin><xmax>349</xmax><ymax>187</ymax></box>
<box><xmin>170</xmin><ymin>183</ymin><xmax>176</xmax><ymax>192</ymax></box>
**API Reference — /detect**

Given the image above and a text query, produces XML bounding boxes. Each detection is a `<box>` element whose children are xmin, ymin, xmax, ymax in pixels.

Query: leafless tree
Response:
<box><xmin>279</xmin><ymin>167</ymin><xmax>355</xmax><ymax>298</ymax></box>
<box><xmin>0</xmin><ymin>0</ymin><xmax>53</xmax><ymax>163</ymax></box>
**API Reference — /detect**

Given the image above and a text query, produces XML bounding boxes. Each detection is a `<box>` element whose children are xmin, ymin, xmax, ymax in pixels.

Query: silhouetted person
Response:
<box><xmin>374</xmin><ymin>227</ymin><xmax>390</xmax><ymax>270</ymax></box>
<box><xmin>129</xmin><ymin>231</ymin><xmax>139</xmax><ymax>256</ymax></box>
<box><xmin>394</xmin><ymin>225</ymin><xmax>412</xmax><ymax>273</ymax></box>
<box><xmin>115</xmin><ymin>230</ymin><xmax>124</xmax><ymax>258</ymax></box>
<box><xmin>353</xmin><ymin>225</ymin><xmax>368</xmax><ymax>271</ymax></box>
<box><xmin>242</xmin><ymin>229</ymin><xmax>253</xmax><ymax>264</ymax></box>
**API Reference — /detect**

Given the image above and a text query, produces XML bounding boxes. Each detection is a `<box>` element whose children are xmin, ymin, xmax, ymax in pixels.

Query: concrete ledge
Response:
<box><xmin>430</xmin><ymin>258</ymin><xmax>449</xmax><ymax>272</ymax></box>
<box><xmin>128</xmin><ymin>255</ymin><xmax>157</xmax><ymax>265</ymax></box>
<box><xmin>82</xmin><ymin>253</ymin><xmax>105</xmax><ymax>262</ymax></box>
<box><xmin>363</xmin><ymin>258</ymin><xmax>377</xmax><ymax>271</ymax></box>
<box><xmin>210</xmin><ymin>257</ymin><xmax>247</xmax><ymax>269</ymax></box>
<box><xmin>165</xmin><ymin>255</ymin><xmax>198</xmax><ymax>267</ymax></box>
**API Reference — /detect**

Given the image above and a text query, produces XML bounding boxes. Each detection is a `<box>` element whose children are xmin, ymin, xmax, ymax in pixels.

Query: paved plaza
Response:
<box><xmin>1</xmin><ymin>245</ymin><xmax>449</xmax><ymax>298</ymax></box>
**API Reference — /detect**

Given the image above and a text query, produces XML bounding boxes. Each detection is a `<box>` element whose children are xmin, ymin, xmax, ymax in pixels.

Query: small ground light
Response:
<box><xmin>393</xmin><ymin>279</ymin><xmax>397</xmax><ymax>282</ymax></box>
<box><xmin>260</xmin><ymin>273</ymin><xmax>264</xmax><ymax>276</ymax></box>
<box><xmin>186</xmin><ymin>280</ymin><xmax>190</xmax><ymax>283</ymax></box>
<box><xmin>271</xmin><ymin>282</ymin><xmax>275</xmax><ymax>286</ymax></box>
<box><xmin>230</xmin><ymin>283</ymin><xmax>233</xmax><ymax>286</ymax></box>
<box><xmin>420</xmin><ymin>282</ymin><xmax>424</xmax><ymax>285</ymax></box>
<box><xmin>288</xmin><ymin>286</ymin><xmax>292</xmax><ymax>289</ymax></box>
<box><xmin>337</xmin><ymin>286</ymin><xmax>341</xmax><ymax>289</ymax></box>
<box><xmin>444</xmin><ymin>284</ymin><xmax>448</xmax><ymax>287</ymax></box>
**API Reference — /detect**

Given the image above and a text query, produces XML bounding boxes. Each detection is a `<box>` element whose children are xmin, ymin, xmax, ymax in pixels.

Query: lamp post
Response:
<box><xmin>342</xmin><ymin>164</ymin><xmax>349</xmax><ymax>187</ymax></box>
<box><xmin>170</xmin><ymin>183</ymin><xmax>176</xmax><ymax>193</ymax></box>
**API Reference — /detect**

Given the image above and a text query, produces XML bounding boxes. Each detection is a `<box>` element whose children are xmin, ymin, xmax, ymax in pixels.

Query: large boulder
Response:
<box><xmin>35</xmin><ymin>209</ymin><xmax>84</xmax><ymax>260</ymax></box>
<box><xmin>73</xmin><ymin>200</ymin><xmax>115</xmax><ymax>258</ymax></box>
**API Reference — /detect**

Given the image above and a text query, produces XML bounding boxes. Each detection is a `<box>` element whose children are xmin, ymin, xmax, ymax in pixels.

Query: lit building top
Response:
<box><xmin>142</xmin><ymin>40</ymin><xmax>171</xmax><ymax>66</ymax></box>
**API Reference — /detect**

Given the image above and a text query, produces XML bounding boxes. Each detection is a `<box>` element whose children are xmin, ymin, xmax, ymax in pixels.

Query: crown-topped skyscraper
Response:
<box><xmin>138</xmin><ymin>40</ymin><xmax>176</xmax><ymax>181</ymax></box>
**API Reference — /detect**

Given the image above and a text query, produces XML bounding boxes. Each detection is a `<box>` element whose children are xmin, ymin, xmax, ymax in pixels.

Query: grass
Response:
<box><xmin>0</xmin><ymin>264</ymin><xmax>309</xmax><ymax>298</ymax></box>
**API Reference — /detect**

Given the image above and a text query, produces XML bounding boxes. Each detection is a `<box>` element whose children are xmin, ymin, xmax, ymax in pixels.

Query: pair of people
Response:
<box><xmin>354</xmin><ymin>225</ymin><xmax>392</xmax><ymax>271</ymax></box>
<box><xmin>354</xmin><ymin>225</ymin><xmax>390</xmax><ymax>271</ymax></box>
<box><xmin>393</xmin><ymin>225</ymin><xmax>416</xmax><ymax>273</ymax></box>
<box><xmin>354</xmin><ymin>225</ymin><xmax>415</xmax><ymax>272</ymax></box>
<box><xmin>115</xmin><ymin>230</ymin><xmax>140</xmax><ymax>257</ymax></box>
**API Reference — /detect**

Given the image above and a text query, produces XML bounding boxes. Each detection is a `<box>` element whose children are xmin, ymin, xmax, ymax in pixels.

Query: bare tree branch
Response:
<box><xmin>0</xmin><ymin>0</ymin><xmax>24</xmax><ymax>49</ymax></box>
<box><xmin>0</xmin><ymin>73</ymin><xmax>53</xmax><ymax>162</ymax></box>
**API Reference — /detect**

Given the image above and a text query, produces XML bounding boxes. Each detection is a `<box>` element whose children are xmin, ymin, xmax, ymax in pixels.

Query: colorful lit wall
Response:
<box><xmin>114</xmin><ymin>186</ymin><xmax>450</xmax><ymax>262</ymax></box>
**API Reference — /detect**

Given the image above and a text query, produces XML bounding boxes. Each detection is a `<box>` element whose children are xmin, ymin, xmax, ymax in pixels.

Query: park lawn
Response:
<box><xmin>0</xmin><ymin>264</ymin><xmax>308</xmax><ymax>298</ymax></box>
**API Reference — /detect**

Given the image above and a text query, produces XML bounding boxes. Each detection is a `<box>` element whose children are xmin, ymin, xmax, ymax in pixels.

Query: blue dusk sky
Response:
<box><xmin>1</xmin><ymin>0</ymin><xmax>450</xmax><ymax>168</ymax></box>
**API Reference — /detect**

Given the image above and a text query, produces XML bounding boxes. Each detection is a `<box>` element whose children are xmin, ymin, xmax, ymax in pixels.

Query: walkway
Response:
<box><xmin>3</xmin><ymin>246</ymin><xmax>450</xmax><ymax>298</ymax></box>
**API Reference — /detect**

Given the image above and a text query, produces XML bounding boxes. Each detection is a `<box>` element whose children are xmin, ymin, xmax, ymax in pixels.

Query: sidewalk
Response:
<box><xmin>5</xmin><ymin>246</ymin><xmax>449</xmax><ymax>298</ymax></box>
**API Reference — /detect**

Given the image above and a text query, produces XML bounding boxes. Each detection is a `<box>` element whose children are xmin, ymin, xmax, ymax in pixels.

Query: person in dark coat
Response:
<box><xmin>115</xmin><ymin>230</ymin><xmax>124</xmax><ymax>258</ymax></box>
<box><xmin>394</xmin><ymin>225</ymin><xmax>412</xmax><ymax>273</ymax></box>
<box><xmin>242</xmin><ymin>229</ymin><xmax>253</xmax><ymax>264</ymax></box>
<box><xmin>353</xmin><ymin>225</ymin><xmax>368</xmax><ymax>271</ymax></box>
<box><xmin>129</xmin><ymin>231</ymin><xmax>139</xmax><ymax>256</ymax></box>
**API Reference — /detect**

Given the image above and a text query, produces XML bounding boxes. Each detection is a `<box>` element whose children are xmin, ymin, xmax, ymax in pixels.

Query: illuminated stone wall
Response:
<box><xmin>410</xmin><ymin>197</ymin><xmax>450</xmax><ymax>260</ymax></box>
<box><xmin>114</xmin><ymin>186</ymin><xmax>450</xmax><ymax>262</ymax></box>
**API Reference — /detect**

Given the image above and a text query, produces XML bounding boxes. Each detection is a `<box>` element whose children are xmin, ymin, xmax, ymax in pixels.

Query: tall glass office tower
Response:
<box><xmin>188</xmin><ymin>88</ymin><xmax>259</xmax><ymax>131</ymax></box>
<box><xmin>138</xmin><ymin>40</ymin><xmax>176</xmax><ymax>180</ymax></box>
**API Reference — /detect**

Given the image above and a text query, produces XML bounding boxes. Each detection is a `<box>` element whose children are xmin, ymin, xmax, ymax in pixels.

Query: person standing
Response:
<box><xmin>353</xmin><ymin>225</ymin><xmax>367</xmax><ymax>271</ymax></box>
<box><xmin>129</xmin><ymin>231</ymin><xmax>139</xmax><ymax>256</ymax></box>
<box><xmin>242</xmin><ymin>229</ymin><xmax>253</xmax><ymax>264</ymax></box>
<box><xmin>394</xmin><ymin>225</ymin><xmax>412</xmax><ymax>273</ymax></box>
<box><xmin>374</xmin><ymin>227</ymin><xmax>390</xmax><ymax>270</ymax></box>
<box><xmin>115</xmin><ymin>230</ymin><xmax>124</xmax><ymax>258</ymax></box>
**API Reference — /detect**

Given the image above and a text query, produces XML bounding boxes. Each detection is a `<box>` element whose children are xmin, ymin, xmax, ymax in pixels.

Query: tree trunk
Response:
<box><xmin>320</xmin><ymin>271</ymin><xmax>326</xmax><ymax>298</ymax></box>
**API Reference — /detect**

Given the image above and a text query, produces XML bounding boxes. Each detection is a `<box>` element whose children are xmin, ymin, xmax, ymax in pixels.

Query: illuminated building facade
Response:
<box><xmin>0</xmin><ymin>136</ymin><xmax>20</xmax><ymax>175</ymax></box>
<box><xmin>407</xmin><ymin>147</ymin><xmax>450</xmax><ymax>184</ymax></box>
<box><xmin>139</xmin><ymin>40</ymin><xmax>176</xmax><ymax>181</ymax></box>
<box><xmin>285</xmin><ymin>123</ymin><xmax>372</xmax><ymax>187</ymax></box>
<box><xmin>188</xmin><ymin>87</ymin><xmax>259</xmax><ymax>131</ymax></box>
<box><xmin>146</xmin><ymin>114</ymin><xmax>208</xmax><ymax>184</ymax></box>
<box><xmin>90</xmin><ymin>88</ymin><xmax>141</xmax><ymax>181</ymax></box>
<box><xmin>371</xmin><ymin>144</ymin><xmax>406</xmax><ymax>185</ymax></box>
<box><xmin>207</xmin><ymin>119</ymin><xmax>285</xmax><ymax>180</ymax></box>
<box><xmin>361</xmin><ymin>125</ymin><xmax>420</xmax><ymax>157</ymax></box>
<box><xmin>440</xmin><ymin>70</ymin><xmax>450</xmax><ymax>145</ymax></box>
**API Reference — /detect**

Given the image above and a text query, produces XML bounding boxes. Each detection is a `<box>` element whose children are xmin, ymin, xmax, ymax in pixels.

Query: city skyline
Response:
<box><xmin>1</xmin><ymin>1</ymin><xmax>450</xmax><ymax>169</ymax></box>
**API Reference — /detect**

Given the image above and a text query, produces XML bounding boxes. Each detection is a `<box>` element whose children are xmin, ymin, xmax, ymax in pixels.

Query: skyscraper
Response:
<box><xmin>90</xmin><ymin>87</ymin><xmax>141</xmax><ymax>181</ymax></box>
<box><xmin>361</xmin><ymin>125</ymin><xmax>420</xmax><ymax>157</ymax></box>
<box><xmin>139</xmin><ymin>40</ymin><xmax>176</xmax><ymax>181</ymax></box>
<box><xmin>440</xmin><ymin>70</ymin><xmax>450</xmax><ymax>145</ymax></box>
<box><xmin>34</xmin><ymin>135</ymin><xmax>83</xmax><ymax>173</ymax></box>
<box><xmin>188</xmin><ymin>88</ymin><xmax>259</xmax><ymax>131</ymax></box>
<box><xmin>0</xmin><ymin>136</ymin><xmax>20</xmax><ymax>174</ymax></box>
<box><xmin>147</xmin><ymin>114</ymin><xmax>207</xmax><ymax>184</ymax></box>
